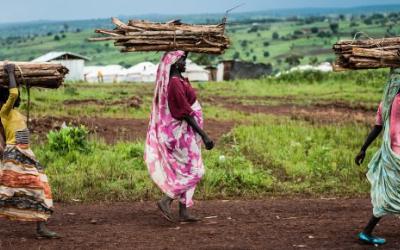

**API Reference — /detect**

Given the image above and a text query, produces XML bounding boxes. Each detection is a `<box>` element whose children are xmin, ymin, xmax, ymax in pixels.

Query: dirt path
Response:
<box><xmin>1</xmin><ymin>198</ymin><xmax>399</xmax><ymax>249</ymax></box>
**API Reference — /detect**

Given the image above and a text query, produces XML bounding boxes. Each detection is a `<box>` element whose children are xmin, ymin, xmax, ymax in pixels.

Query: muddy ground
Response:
<box><xmin>1</xmin><ymin>198</ymin><xmax>399</xmax><ymax>249</ymax></box>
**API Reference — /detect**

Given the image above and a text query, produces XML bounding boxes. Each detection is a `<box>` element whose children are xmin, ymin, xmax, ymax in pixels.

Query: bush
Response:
<box><xmin>329</xmin><ymin>23</ymin><xmax>339</xmax><ymax>34</ymax></box>
<box><xmin>310</xmin><ymin>27</ymin><xmax>319</xmax><ymax>33</ymax></box>
<box><xmin>233</xmin><ymin>51</ymin><xmax>240</xmax><ymax>59</ymax></box>
<box><xmin>47</xmin><ymin>125</ymin><xmax>90</xmax><ymax>154</ymax></box>
<box><xmin>240</xmin><ymin>40</ymin><xmax>248</xmax><ymax>48</ymax></box>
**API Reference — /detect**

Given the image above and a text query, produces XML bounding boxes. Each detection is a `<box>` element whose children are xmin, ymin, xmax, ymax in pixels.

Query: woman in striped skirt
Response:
<box><xmin>0</xmin><ymin>63</ymin><xmax>59</xmax><ymax>238</ymax></box>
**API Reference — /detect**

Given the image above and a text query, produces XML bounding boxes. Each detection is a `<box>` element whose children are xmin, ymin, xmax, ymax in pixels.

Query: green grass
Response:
<box><xmin>33</xmin><ymin>116</ymin><xmax>377</xmax><ymax>202</ymax></box>
<box><xmin>20</xmin><ymin>70</ymin><xmax>390</xmax><ymax>201</ymax></box>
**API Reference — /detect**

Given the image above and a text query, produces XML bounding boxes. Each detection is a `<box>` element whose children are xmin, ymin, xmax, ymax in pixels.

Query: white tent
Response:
<box><xmin>289</xmin><ymin>62</ymin><xmax>333</xmax><ymax>73</ymax></box>
<box><xmin>183</xmin><ymin>60</ymin><xmax>209</xmax><ymax>82</ymax></box>
<box><xmin>84</xmin><ymin>65</ymin><xmax>127</xmax><ymax>83</ymax></box>
<box><xmin>125</xmin><ymin>62</ymin><xmax>157</xmax><ymax>83</ymax></box>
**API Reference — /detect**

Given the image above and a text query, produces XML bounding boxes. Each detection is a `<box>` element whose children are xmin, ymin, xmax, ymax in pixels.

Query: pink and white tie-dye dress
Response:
<box><xmin>144</xmin><ymin>51</ymin><xmax>205</xmax><ymax>207</ymax></box>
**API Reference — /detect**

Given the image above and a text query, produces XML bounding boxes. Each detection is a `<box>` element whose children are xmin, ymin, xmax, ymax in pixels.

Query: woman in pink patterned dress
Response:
<box><xmin>144</xmin><ymin>51</ymin><xmax>214</xmax><ymax>222</ymax></box>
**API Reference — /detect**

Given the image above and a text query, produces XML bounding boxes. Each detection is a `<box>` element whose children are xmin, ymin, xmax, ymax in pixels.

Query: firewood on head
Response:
<box><xmin>90</xmin><ymin>17</ymin><xmax>230</xmax><ymax>55</ymax></box>
<box><xmin>0</xmin><ymin>62</ymin><xmax>69</xmax><ymax>89</ymax></box>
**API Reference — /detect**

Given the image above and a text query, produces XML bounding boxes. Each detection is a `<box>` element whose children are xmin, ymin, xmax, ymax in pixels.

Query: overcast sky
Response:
<box><xmin>1</xmin><ymin>0</ymin><xmax>400</xmax><ymax>23</ymax></box>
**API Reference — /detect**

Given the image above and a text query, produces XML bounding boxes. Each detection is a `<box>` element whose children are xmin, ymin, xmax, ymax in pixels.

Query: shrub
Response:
<box><xmin>47</xmin><ymin>125</ymin><xmax>90</xmax><ymax>154</ymax></box>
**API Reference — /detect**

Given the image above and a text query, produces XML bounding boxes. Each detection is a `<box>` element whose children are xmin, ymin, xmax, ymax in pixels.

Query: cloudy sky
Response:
<box><xmin>1</xmin><ymin>0</ymin><xmax>399</xmax><ymax>23</ymax></box>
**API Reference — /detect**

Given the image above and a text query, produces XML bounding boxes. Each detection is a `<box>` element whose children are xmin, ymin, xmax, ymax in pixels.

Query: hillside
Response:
<box><xmin>1</xmin><ymin>7</ymin><xmax>400</xmax><ymax>71</ymax></box>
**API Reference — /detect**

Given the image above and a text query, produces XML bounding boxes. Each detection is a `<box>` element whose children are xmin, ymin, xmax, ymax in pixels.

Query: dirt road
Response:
<box><xmin>1</xmin><ymin>198</ymin><xmax>399</xmax><ymax>249</ymax></box>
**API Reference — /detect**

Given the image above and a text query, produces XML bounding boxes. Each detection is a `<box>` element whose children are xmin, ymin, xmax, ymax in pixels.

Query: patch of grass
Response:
<box><xmin>33</xmin><ymin>116</ymin><xmax>378</xmax><ymax>202</ymax></box>
<box><xmin>229</xmin><ymin>119</ymin><xmax>379</xmax><ymax>195</ymax></box>
<box><xmin>35</xmin><ymin>139</ymin><xmax>273</xmax><ymax>201</ymax></box>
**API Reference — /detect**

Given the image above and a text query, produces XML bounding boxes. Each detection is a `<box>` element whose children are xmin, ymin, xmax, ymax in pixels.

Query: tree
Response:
<box><xmin>364</xmin><ymin>18</ymin><xmax>373</xmax><ymax>25</ymax></box>
<box><xmin>272</xmin><ymin>32</ymin><xmax>279</xmax><ymax>40</ymax></box>
<box><xmin>263</xmin><ymin>41</ymin><xmax>270</xmax><ymax>47</ymax></box>
<box><xmin>263</xmin><ymin>51</ymin><xmax>270</xmax><ymax>58</ymax></box>
<box><xmin>63</xmin><ymin>23</ymin><xmax>69</xmax><ymax>31</ymax></box>
<box><xmin>54</xmin><ymin>35</ymin><xmax>60</xmax><ymax>41</ymax></box>
<box><xmin>285</xmin><ymin>54</ymin><xmax>303</xmax><ymax>67</ymax></box>
<box><xmin>252</xmin><ymin>55</ymin><xmax>257</xmax><ymax>62</ymax></box>
<box><xmin>349</xmin><ymin>22</ymin><xmax>359</xmax><ymax>27</ymax></box>
<box><xmin>233</xmin><ymin>51</ymin><xmax>240</xmax><ymax>59</ymax></box>
<box><xmin>310</xmin><ymin>27</ymin><xmax>319</xmax><ymax>34</ymax></box>
<box><xmin>248</xmin><ymin>25</ymin><xmax>258</xmax><ymax>33</ymax></box>
<box><xmin>329</xmin><ymin>23</ymin><xmax>339</xmax><ymax>34</ymax></box>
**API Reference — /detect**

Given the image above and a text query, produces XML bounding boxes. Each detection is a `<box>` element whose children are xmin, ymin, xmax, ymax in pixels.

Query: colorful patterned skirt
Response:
<box><xmin>0</xmin><ymin>145</ymin><xmax>53</xmax><ymax>221</ymax></box>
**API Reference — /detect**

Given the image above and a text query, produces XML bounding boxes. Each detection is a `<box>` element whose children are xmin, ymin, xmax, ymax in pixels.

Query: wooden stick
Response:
<box><xmin>111</xmin><ymin>17</ymin><xmax>144</xmax><ymax>31</ymax></box>
<box><xmin>351</xmin><ymin>48</ymin><xmax>400</xmax><ymax>61</ymax></box>
<box><xmin>121</xmin><ymin>46</ymin><xmax>223</xmax><ymax>54</ymax></box>
<box><xmin>91</xmin><ymin>17</ymin><xmax>229</xmax><ymax>54</ymax></box>
<box><xmin>128</xmin><ymin>20</ymin><xmax>224</xmax><ymax>33</ymax></box>
<box><xmin>0</xmin><ymin>62</ymin><xmax>68</xmax><ymax>88</ymax></box>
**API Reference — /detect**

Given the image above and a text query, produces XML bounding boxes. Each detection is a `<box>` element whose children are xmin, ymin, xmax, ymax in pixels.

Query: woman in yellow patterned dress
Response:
<box><xmin>0</xmin><ymin>63</ymin><xmax>59</xmax><ymax>238</ymax></box>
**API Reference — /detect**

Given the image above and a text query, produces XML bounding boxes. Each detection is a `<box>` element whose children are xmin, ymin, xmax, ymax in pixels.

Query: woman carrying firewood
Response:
<box><xmin>145</xmin><ymin>50</ymin><xmax>214</xmax><ymax>222</ymax></box>
<box><xmin>0</xmin><ymin>63</ymin><xmax>59</xmax><ymax>238</ymax></box>
<box><xmin>355</xmin><ymin>67</ymin><xmax>400</xmax><ymax>245</ymax></box>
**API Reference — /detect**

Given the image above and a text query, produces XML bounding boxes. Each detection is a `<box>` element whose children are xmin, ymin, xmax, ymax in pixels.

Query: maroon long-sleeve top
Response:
<box><xmin>168</xmin><ymin>76</ymin><xmax>197</xmax><ymax>120</ymax></box>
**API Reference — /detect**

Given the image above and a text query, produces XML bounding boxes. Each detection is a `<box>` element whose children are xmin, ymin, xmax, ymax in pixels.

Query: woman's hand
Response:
<box><xmin>4</xmin><ymin>63</ymin><xmax>17</xmax><ymax>89</ymax></box>
<box><xmin>202</xmin><ymin>135</ymin><xmax>214</xmax><ymax>150</ymax></box>
<box><xmin>4</xmin><ymin>63</ymin><xmax>15</xmax><ymax>74</ymax></box>
<box><xmin>355</xmin><ymin>150</ymin><xmax>366</xmax><ymax>166</ymax></box>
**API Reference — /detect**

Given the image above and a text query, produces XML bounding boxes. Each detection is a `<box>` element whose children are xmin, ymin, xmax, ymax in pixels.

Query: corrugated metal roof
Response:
<box><xmin>32</xmin><ymin>51</ymin><xmax>90</xmax><ymax>62</ymax></box>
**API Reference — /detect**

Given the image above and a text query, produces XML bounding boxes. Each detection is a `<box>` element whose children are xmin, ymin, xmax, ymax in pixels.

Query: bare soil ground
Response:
<box><xmin>1</xmin><ymin>198</ymin><xmax>399</xmax><ymax>250</ymax></box>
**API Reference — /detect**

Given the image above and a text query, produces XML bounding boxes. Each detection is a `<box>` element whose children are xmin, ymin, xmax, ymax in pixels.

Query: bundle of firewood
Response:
<box><xmin>0</xmin><ymin>62</ymin><xmax>69</xmax><ymax>89</ymax></box>
<box><xmin>333</xmin><ymin>37</ymin><xmax>400</xmax><ymax>71</ymax></box>
<box><xmin>89</xmin><ymin>17</ymin><xmax>230</xmax><ymax>54</ymax></box>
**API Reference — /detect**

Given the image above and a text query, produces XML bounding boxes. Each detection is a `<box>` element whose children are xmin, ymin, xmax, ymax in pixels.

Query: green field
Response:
<box><xmin>2</xmin><ymin>12</ymin><xmax>400</xmax><ymax>71</ymax></box>
<box><xmin>1</xmin><ymin>11</ymin><xmax>397</xmax><ymax>202</ymax></box>
<box><xmin>16</xmin><ymin>70</ymin><xmax>387</xmax><ymax>202</ymax></box>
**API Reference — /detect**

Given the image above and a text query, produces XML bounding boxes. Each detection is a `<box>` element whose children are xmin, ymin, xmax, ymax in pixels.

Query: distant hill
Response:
<box><xmin>1</xmin><ymin>4</ymin><xmax>400</xmax><ymax>71</ymax></box>
<box><xmin>1</xmin><ymin>4</ymin><xmax>400</xmax><ymax>38</ymax></box>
